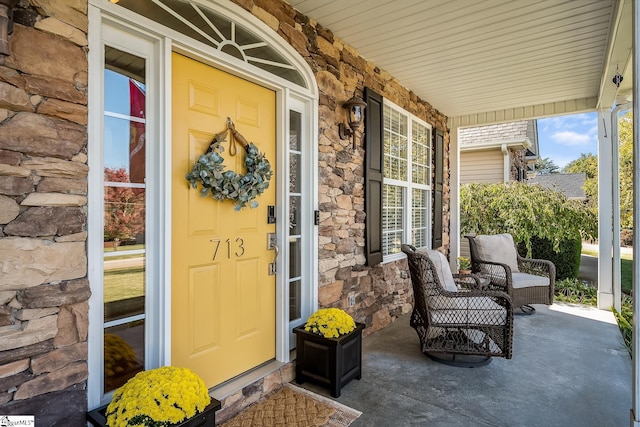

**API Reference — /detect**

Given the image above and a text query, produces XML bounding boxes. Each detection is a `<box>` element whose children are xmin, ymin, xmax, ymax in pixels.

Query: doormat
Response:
<box><xmin>220</xmin><ymin>383</ymin><xmax>362</xmax><ymax>427</ymax></box>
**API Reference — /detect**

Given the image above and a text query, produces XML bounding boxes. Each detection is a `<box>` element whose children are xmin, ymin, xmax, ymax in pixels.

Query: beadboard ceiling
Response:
<box><xmin>287</xmin><ymin>0</ymin><xmax>632</xmax><ymax>124</ymax></box>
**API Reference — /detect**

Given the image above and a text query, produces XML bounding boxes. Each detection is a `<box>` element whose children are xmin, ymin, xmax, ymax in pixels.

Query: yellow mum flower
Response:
<box><xmin>104</xmin><ymin>334</ymin><xmax>138</xmax><ymax>382</ymax></box>
<box><xmin>105</xmin><ymin>366</ymin><xmax>211</xmax><ymax>426</ymax></box>
<box><xmin>304</xmin><ymin>308</ymin><xmax>356</xmax><ymax>339</ymax></box>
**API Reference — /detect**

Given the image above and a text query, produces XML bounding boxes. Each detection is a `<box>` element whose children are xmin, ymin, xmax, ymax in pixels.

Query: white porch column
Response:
<box><xmin>631</xmin><ymin>2</ymin><xmax>640</xmax><ymax>425</ymax></box>
<box><xmin>612</xmin><ymin>108</ymin><xmax>622</xmax><ymax>313</ymax></box>
<box><xmin>449</xmin><ymin>126</ymin><xmax>460</xmax><ymax>271</ymax></box>
<box><xmin>598</xmin><ymin>109</ymin><xmax>615</xmax><ymax>309</ymax></box>
<box><xmin>612</xmin><ymin>103</ymin><xmax>632</xmax><ymax>313</ymax></box>
<box><xmin>501</xmin><ymin>144</ymin><xmax>510</xmax><ymax>182</ymax></box>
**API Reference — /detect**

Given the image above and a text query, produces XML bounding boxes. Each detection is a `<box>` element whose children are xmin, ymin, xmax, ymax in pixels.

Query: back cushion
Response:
<box><xmin>425</xmin><ymin>249</ymin><xmax>458</xmax><ymax>292</ymax></box>
<box><xmin>474</xmin><ymin>233</ymin><xmax>519</xmax><ymax>272</ymax></box>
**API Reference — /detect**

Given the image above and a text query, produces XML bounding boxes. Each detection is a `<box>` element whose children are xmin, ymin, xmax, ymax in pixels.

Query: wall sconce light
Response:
<box><xmin>339</xmin><ymin>95</ymin><xmax>367</xmax><ymax>150</ymax></box>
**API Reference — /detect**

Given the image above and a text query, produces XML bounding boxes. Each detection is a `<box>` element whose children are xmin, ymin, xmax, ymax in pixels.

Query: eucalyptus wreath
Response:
<box><xmin>186</xmin><ymin>121</ymin><xmax>273</xmax><ymax>211</ymax></box>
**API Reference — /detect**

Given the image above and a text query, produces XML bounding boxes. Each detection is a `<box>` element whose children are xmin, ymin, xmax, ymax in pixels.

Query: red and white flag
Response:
<box><xmin>129</xmin><ymin>79</ymin><xmax>145</xmax><ymax>184</ymax></box>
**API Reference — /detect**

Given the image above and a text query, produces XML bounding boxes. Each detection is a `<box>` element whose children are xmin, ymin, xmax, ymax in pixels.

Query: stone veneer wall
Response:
<box><xmin>0</xmin><ymin>0</ymin><xmax>450</xmax><ymax>424</ymax></box>
<box><xmin>218</xmin><ymin>0</ymin><xmax>451</xmax><ymax>418</ymax></box>
<box><xmin>216</xmin><ymin>1</ymin><xmax>451</xmax><ymax>420</ymax></box>
<box><xmin>0</xmin><ymin>1</ymin><xmax>89</xmax><ymax>425</ymax></box>
<box><xmin>233</xmin><ymin>0</ymin><xmax>451</xmax><ymax>331</ymax></box>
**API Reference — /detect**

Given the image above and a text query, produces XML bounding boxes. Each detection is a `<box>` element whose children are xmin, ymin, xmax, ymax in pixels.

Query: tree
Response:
<box><xmin>533</xmin><ymin>157</ymin><xmax>560</xmax><ymax>174</ymax></box>
<box><xmin>563</xmin><ymin>153</ymin><xmax>598</xmax><ymax>209</ymax></box>
<box><xmin>460</xmin><ymin>182</ymin><xmax>597</xmax><ymax>254</ymax></box>
<box><xmin>618</xmin><ymin>112</ymin><xmax>633</xmax><ymax>229</ymax></box>
<box><xmin>561</xmin><ymin>111</ymin><xmax>633</xmax><ymax>228</ymax></box>
<box><xmin>461</xmin><ymin>182</ymin><xmax>598</xmax><ymax>279</ymax></box>
<box><xmin>104</xmin><ymin>168</ymin><xmax>145</xmax><ymax>242</ymax></box>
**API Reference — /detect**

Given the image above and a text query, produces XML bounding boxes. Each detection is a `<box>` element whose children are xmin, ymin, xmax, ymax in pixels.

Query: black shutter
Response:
<box><xmin>364</xmin><ymin>87</ymin><xmax>383</xmax><ymax>266</ymax></box>
<box><xmin>432</xmin><ymin>128</ymin><xmax>444</xmax><ymax>249</ymax></box>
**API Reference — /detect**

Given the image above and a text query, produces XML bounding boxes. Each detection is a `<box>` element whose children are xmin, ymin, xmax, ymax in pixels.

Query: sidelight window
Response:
<box><xmin>102</xmin><ymin>47</ymin><xmax>147</xmax><ymax>393</ymax></box>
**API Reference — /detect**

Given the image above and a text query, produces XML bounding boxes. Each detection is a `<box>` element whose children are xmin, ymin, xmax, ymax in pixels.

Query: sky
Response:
<box><xmin>536</xmin><ymin>112</ymin><xmax>598</xmax><ymax>170</ymax></box>
<box><xmin>104</xmin><ymin>70</ymin><xmax>146</xmax><ymax>173</ymax></box>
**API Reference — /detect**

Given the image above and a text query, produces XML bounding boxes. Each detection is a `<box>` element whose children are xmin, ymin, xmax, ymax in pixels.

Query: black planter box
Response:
<box><xmin>87</xmin><ymin>398</ymin><xmax>221</xmax><ymax>427</ymax></box>
<box><xmin>293</xmin><ymin>322</ymin><xmax>365</xmax><ymax>397</ymax></box>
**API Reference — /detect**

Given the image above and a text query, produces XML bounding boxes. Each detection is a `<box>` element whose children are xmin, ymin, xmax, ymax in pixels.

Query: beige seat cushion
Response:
<box><xmin>474</xmin><ymin>233</ymin><xmax>519</xmax><ymax>272</ymax></box>
<box><xmin>511</xmin><ymin>272</ymin><xmax>550</xmax><ymax>288</ymax></box>
<box><xmin>431</xmin><ymin>298</ymin><xmax>507</xmax><ymax>325</ymax></box>
<box><xmin>425</xmin><ymin>249</ymin><xmax>458</xmax><ymax>292</ymax></box>
<box><xmin>430</xmin><ymin>298</ymin><xmax>507</xmax><ymax>349</ymax></box>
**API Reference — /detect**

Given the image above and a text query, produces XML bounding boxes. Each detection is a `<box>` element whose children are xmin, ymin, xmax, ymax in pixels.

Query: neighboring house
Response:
<box><xmin>0</xmin><ymin>1</ymin><xmax>448</xmax><ymax>424</ymax></box>
<box><xmin>458</xmin><ymin>120</ymin><xmax>539</xmax><ymax>258</ymax></box>
<box><xmin>459</xmin><ymin>120</ymin><xmax>539</xmax><ymax>184</ymax></box>
<box><xmin>528</xmin><ymin>173</ymin><xmax>587</xmax><ymax>201</ymax></box>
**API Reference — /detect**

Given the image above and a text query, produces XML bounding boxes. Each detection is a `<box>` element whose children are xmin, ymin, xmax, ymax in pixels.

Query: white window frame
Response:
<box><xmin>87</xmin><ymin>9</ymin><xmax>167</xmax><ymax>407</ymax></box>
<box><xmin>88</xmin><ymin>0</ymin><xmax>318</xmax><ymax>409</ymax></box>
<box><xmin>286</xmin><ymin>95</ymin><xmax>318</xmax><ymax>348</ymax></box>
<box><xmin>382</xmin><ymin>99</ymin><xmax>432</xmax><ymax>263</ymax></box>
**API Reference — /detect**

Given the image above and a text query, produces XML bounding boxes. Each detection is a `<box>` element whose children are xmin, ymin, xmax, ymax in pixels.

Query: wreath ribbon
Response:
<box><xmin>204</xmin><ymin>118</ymin><xmax>249</xmax><ymax>156</ymax></box>
<box><xmin>227</xmin><ymin>117</ymin><xmax>245</xmax><ymax>156</ymax></box>
<box><xmin>186</xmin><ymin>117</ymin><xmax>273</xmax><ymax>211</ymax></box>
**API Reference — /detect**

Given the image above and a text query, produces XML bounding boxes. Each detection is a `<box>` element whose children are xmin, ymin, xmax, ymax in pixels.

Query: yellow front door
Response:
<box><xmin>171</xmin><ymin>53</ymin><xmax>276</xmax><ymax>387</ymax></box>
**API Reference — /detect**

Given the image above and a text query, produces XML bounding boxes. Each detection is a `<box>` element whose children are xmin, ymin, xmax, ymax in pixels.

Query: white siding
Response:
<box><xmin>459</xmin><ymin>239</ymin><xmax>471</xmax><ymax>260</ymax></box>
<box><xmin>459</xmin><ymin>149</ymin><xmax>505</xmax><ymax>262</ymax></box>
<box><xmin>460</xmin><ymin>149</ymin><xmax>504</xmax><ymax>184</ymax></box>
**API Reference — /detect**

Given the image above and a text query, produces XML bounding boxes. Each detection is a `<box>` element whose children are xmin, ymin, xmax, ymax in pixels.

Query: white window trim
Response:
<box><xmin>286</xmin><ymin>95</ymin><xmax>318</xmax><ymax>348</ymax></box>
<box><xmin>382</xmin><ymin>99</ymin><xmax>432</xmax><ymax>264</ymax></box>
<box><xmin>87</xmin><ymin>7</ymin><xmax>168</xmax><ymax>407</ymax></box>
<box><xmin>88</xmin><ymin>0</ymin><xmax>318</xmax><ymax>409</ymax></box>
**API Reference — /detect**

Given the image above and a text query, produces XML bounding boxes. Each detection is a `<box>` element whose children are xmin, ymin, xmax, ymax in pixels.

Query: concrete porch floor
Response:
<box><xmin>297</xmin><ymin>303</ymin><xmax>631</xmax><ymax>426</ymax></box>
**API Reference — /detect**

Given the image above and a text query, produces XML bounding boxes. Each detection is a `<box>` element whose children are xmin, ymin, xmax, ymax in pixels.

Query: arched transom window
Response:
<box><xmin>114</xmin><ymin>0</ymin><xmax>307</xmax><ymax>88</ymax></box>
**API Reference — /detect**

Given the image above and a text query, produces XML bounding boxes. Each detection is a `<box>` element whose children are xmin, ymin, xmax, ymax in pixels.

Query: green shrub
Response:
<box><xmin>461</xmin><ymin>182</ymin><xmax>597</xmax><ymax>280</ymax></box>
<box><xmin>612</xmin><ymin>296</ymin><xmax>632</xmax><ymax>355</ymax></box>
<box><xmin>520</xmin><ymin>237</ymin><xmax>581</xmax><ymax>280</ymax></box>
<box><xmin>554</xmin><ymin>278</ymin><xmax>597</xmax><ymax>305</ymax></box>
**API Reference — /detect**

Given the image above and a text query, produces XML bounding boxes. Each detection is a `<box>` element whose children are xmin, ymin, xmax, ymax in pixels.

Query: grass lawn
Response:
<box><xmin>582</xmin><ymin>248</ymin><xmax>632</xmax><ymax>294</ymax></box>
<box><xmin>621</xmin><ymin>258</ymin><xmax>632</xmax><ymax>294</ymax></box>
<box><xmin>104</xmin><ymin>267</ymin><xmax>145</xmax><ymax>303</ymax></box>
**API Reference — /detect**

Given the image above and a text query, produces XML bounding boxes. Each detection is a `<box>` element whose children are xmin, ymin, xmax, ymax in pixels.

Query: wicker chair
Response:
<box><xmin>466</xmin><ymin>234</ymin><xmax>555</xmax><ymax>314</ymax></box>
<box><xmin>401</xmin><ymin>244</ymin><xmax>513</xmax><ymax>366</ymax></box>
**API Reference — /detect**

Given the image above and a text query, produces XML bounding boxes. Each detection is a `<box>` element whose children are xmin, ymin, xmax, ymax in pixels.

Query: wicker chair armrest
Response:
<box><xmin>517</xmin><ymin>256</ymin><xmax>555</xmax><ymax>276</ymax></box>
<box><xmin>471</xmin><ymin>257</ymin><xmax>511</xmax><ymax>271</ymax></box>
<box><xmin>445</xmin><ymin>289</ymin><xmax>512</xmax><ymax>305</ymax></box>
<box><xmin>452</xmin><ymin>273</ymin><xmax>482</xmax><ymax>289</ymax></box>
<box><xmin>470</xmin><ymin>260</ymin><xmax>514</xmax><ymax>290</ymax></box>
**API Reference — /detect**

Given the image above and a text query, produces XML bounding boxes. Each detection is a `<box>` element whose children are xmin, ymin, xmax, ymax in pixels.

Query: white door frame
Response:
<box><xmin>87</xmin><ymin>0</ymin><xmax>318</xmax><ymax>408</ymax></box>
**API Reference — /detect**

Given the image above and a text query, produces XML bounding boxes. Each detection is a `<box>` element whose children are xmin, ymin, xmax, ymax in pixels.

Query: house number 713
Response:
<box><xmin>210</xmin><ymin>238</ymin><xmax>245</xmax><ymax>260</ymax></box>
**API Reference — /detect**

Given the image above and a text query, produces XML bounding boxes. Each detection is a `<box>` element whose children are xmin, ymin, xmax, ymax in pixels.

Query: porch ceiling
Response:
<box><xmin>287</xmin><ymin>0</ymin><xmax>633</xmax><ymax>125</ymax></box>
